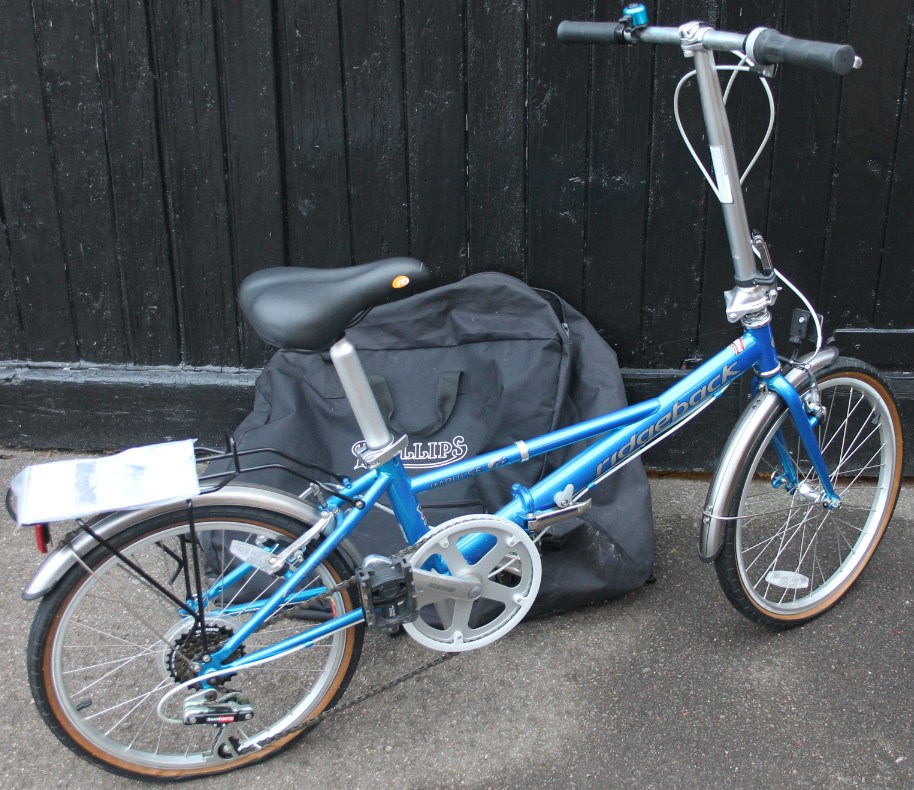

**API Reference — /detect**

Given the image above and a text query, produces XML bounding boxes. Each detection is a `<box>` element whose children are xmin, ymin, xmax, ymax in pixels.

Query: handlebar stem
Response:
<box><xmin>680</xmin><ymin>24</ymin><xmax>761</xmax><ymax>291</ymax></box>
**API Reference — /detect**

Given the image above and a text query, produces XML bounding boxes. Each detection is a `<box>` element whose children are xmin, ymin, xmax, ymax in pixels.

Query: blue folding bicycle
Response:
<box><xmin>14</xmin><ymin>6</ymin><xmax>904</xmax><ymax>780</ymax></box>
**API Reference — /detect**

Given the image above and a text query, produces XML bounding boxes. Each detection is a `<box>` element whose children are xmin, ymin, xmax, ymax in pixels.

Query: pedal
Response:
<box><xmin>229</xmin><ymin>540</ymin><xmax>283</xmax><ymax>574</ymax></box>
<box><xmin>357</xmin><ymin>555</ymin><xmax>417</xmax><ymax>630</ymax></box>
<box><xmin>183</xmin><ymin>689</ymin><xmax>254</xmax><ymax>726</ymax></box>
<box><xmin>230</xmin><ymin>512</ymin><xmax>335</xmax><ymax>575</ymax></box>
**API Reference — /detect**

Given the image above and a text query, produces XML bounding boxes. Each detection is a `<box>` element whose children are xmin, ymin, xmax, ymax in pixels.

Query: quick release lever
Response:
<box><xmin>750</xmin><ymin>231</ymin><xmax>775</xmax><ymax>279</ymax></box>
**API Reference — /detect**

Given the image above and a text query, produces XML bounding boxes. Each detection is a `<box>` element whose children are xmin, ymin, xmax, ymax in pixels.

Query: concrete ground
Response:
<box><xmin>0</xmin><ymin>447</ymin><xmax>911</xmax><ymax>789</ymax></box>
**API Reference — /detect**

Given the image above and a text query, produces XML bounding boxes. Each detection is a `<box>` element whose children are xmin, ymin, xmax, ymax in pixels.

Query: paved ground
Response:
<box><xmin>1</xmin><ymin>447</ymin><xmax>911</xmax><ymax>789</ymax></box>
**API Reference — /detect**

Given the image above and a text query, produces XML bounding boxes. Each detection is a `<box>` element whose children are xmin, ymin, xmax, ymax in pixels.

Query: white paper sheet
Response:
<box><xmin>9</xmin><ymin>439</ymin><xmax>200</xmax><ymax>526</ymax></box>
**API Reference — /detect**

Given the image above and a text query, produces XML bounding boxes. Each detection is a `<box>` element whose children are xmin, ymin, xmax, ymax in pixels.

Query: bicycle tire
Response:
<box><xmin>28</xmin><ymin>505</ymin><xmax>363</xmax><ymax>780</ymax></box>
<box><xmin>714</xmin><ymin>358</ymin><xmax>903</xmax><ymax>627</ymax></box>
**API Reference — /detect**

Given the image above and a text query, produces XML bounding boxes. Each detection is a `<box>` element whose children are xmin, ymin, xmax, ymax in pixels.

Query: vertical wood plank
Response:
<box><xmin>31</xmin><ymin>0</ymin><xmax>127</xmax><ymax>363</ymax></box>
<box><xmin>696</xmin><ymin>0</ymin><xmax>783</xmax><ymax>358</ymax></box>
<box><xmin>640</xmin><ymin>0</ymin><xmax>720</xmax><ymax>368</ymax></box>
<box><xmin>278</xmin><ymin>0</ymin><xmax>351</xmax><ymax>269</ymax></box>
<box><xmin>585</xmin><ymin>4</ymin><xmax>654</xmax><ymax>367</ymax></box>
<box><xmin>819</xmin><ymin>2</ymin><xmax>909</xmax><ymax>329</ymax></box>
<box><xmin>147</xmin><ymin>0</ymin><xmax>238</xmax><ymax>366</ymax></box>
<box><xmin>466</xmin><ymin>0</ymin><xmax>526</xmax><ymax>277</ymax></box>
<box><xmin>212</xmin><ymin>1</ymin><xmax>284</xmax><ymax>367</ymax></box>
<box><xmin>93</xmin><ymin>0</ymin><xmax>179</xmax><ymax>366</ymax></box>
<box><xmin>402</xmin><ymin>0</ymin><xmax>467</xmax><ymax>283</ymax></box>
<box><xmin>339</xmin><ymin>0</ymin><xmax>409</xmax><ymax>263</ymax></box>
<box><xmin>526</xmin><ymin>0</ymin><xmax>590</xmax><ymax>310</ymax></box>
<box><xmin>765</xmin><ymin>1</ymin><xmax>848</xmax><ymax>339</ymax></box>
<box><xmin>0</xmin><ymin>0</ymin><xmax>76</xmax><ymax>361</ymax></box>
<box><xmin>0</xmin><ymin>198</ymin><xmax>23</xmax><ymax>358</ymax></box>
<box><xmin>877</xmin><ymin>12</ymin><xmax>914</xmax><ymax>334</ymax></box>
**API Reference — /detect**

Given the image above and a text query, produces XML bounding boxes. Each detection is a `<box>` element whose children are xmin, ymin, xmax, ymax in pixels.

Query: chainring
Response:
<box><xmin>402</xmin><ymin>515</ymin><xmax>541</xmax><ymax>652</ymax></box>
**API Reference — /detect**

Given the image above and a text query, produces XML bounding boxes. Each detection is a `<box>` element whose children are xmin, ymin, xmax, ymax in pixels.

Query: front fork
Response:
<box><xmin>756</xmin><ymin>371</ymin><xmax>840</xmax><ymax>509</ymax></box>
<box><xmin>744</xmin><ymin>321</ymin><xmax>840</xmax><ymax>509</ymax></box>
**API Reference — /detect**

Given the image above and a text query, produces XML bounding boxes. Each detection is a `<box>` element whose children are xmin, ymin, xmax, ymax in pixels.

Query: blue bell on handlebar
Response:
<box><xmin>622</xmin><ymin>3</ymin><xmax>649</xmax><ymax>29</ymax></box>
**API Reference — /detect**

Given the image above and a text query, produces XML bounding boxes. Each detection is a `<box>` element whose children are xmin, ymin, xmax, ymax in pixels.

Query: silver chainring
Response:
<box><xmin>402</xmin><ymin>515</ymin><xmax>541</xmax><ymax>652</ymax></box>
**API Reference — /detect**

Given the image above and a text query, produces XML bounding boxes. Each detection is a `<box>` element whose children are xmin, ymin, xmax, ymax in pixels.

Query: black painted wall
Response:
<box><xmin>0</xmin><ymin>0</ymin><xmax>912</xmax><ymax>462</ymax></box>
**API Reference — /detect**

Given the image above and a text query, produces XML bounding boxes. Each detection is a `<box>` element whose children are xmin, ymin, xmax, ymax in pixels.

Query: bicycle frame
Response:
<box><xmin>206</xmin><ymin>320</ymin><xmax>837</xmax><ymax>677</ymax></box>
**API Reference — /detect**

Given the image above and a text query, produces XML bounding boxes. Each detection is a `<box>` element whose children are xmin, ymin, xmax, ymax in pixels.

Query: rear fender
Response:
<box><xmin>21</xmin><ymin>484</ymin><xmax>364</xmax><ymax>600</ymax></box>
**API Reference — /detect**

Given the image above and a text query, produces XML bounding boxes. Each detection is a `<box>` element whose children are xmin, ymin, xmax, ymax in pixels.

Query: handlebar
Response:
<box><xmin>555</xmin><ymin>21</ymin><xmax>626</xmax><ymax>45</ymax></box>
<box><xmin>556</xmin><ymin>21</ymin><xmax>860</xmax><ymax>76</ymax></box>
<box><xmin>745</xmin><ymin>28</ymin><xmax>857</xmax><ymax>76</ymax></box>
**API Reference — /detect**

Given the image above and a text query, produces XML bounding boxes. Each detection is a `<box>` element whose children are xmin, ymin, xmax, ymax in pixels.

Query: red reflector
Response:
<box><xmin>34</xmin><ymin>523</ymin><xmax>50</xmax><ymax>554</ymax></box>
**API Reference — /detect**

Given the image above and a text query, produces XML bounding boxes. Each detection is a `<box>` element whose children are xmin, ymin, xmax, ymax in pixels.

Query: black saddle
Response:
<box><xmin>239</xmin><ymin>258</ymin><xmax>432</xmax><ymax>350</ymax></box>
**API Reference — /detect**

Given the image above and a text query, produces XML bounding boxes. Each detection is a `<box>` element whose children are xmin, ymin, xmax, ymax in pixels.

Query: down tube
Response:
<box><xmin>496</xmin><ymin>334</ymin><xmax>761</xmax><ymax>526</ymax></box>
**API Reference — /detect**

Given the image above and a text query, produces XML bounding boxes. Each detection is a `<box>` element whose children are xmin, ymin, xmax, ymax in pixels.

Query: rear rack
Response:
<box><xmin>194</xmin><ymin>435</ymin><xmax>364</xmax><ymax>508</ymax></box>
<box><xmin>5</xmin><ymin>437</ymin><xmax>364</xmax><ymax>525</ymax></box>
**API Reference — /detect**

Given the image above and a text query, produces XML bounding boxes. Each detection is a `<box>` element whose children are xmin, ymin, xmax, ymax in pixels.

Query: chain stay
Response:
<box><xmin>229</xmin><ymin>538</ymin><xmax>451</xmax><ymax>757</ymax></box>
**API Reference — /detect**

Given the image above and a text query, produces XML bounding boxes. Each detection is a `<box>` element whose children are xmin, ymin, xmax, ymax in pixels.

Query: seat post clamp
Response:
<box><xmin>356</xmin><ymin>435</ymin><xmax>409</xmax><ymax>469</ymax></box>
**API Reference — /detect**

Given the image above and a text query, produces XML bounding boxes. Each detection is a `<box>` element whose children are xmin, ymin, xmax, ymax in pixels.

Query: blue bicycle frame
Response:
<box><xmin>204</xmin><ymin>319</ymin><xmax>837</xmax><ymax>677</ymax></box>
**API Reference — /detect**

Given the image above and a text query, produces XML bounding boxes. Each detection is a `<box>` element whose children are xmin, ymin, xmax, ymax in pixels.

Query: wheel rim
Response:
<box><xmin>734</xmin><ymin>374</ymin><xmax>899</xmax><ymax>618</ymax></box>
<box><xmin>45</xmin><ymin>519</ymin><xmax>353</xmax><ymax>773</ymax></box>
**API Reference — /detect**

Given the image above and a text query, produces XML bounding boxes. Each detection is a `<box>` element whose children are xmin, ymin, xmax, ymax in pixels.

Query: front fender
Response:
<box><xmin>22</xmin><ymin>483</ymin><xmax>364</xmax><ymax>600</ymax></box>
<box><xmin>699</xmin><ymin>346</ymin><xmax>839</xmax><ymax>562</ymax></box>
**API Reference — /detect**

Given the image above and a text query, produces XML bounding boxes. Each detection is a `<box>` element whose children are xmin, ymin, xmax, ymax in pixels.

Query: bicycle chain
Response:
<box><xmin>234</xmin><ymin>647</ymin><xmax>453</xmax><ymax>756</ymax></box>
<box><xmin>234</xmin><ymin>538</ymin><xmax>454</xmax><ymax>757</ymax></box>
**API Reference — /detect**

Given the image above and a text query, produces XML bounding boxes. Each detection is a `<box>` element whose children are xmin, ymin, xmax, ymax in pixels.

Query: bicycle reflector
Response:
<box><xmin>34</xmin><ymin>523</ymin><xmax>50</xmax><ymax>554</ymax></box>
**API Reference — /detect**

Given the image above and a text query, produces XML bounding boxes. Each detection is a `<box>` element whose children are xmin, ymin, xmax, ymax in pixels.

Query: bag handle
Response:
<box><xmin>322</xmin><ymin>364</ymin><xmax>464</xmax><ymax>437</ymax></box>
<box><xmin>370</xmin><ymin>371</ymin><xmax>464</xmax><ymax>436</ymax></box>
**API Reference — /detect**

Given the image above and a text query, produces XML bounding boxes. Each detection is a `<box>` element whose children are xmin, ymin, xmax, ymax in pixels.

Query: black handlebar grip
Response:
<box><xmin>556</xmin><ymin>21</ymin><xmax>626</xmax><ymax>45</ymax></box>
<box><xmin>747</xmin><ymin>28</ymin><xmax>857</xmax><ymax>75</ymax></box>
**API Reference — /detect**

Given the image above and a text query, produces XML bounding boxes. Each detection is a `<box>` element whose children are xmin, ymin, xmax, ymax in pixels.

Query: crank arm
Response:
<box><xmin>411</xmin><ymin>568</ymin><xmax>482</xmax><ymax>601</ymax></box>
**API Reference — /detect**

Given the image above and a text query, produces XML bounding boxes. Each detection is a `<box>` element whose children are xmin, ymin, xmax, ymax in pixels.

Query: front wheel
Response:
<box><xmin>28</xmin><ymin>505</ymin><xmax>363</xmax><ymax>780</ymax></box>
<box><xmin>715</xmin><ymin>358</ymin><xmax>904</xmax><ymax>627</ymax></box>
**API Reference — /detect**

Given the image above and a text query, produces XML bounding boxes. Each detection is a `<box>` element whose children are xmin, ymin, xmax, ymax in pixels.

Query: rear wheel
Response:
<box><xmin>28</xmin><ymin>505</ymin><xmax>363</xmax><ymax>780</ymax></box>
<box><xmin>715</xmin><ymin>359</ymin><xmax>903</xmax><ymax>626</ymax></box>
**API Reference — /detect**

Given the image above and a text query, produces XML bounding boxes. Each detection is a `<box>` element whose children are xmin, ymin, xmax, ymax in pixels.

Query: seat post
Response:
<box><xmin>329</xmin><ymin>335</ymin><xmax>393</xmax><ymax>450</ymax></box>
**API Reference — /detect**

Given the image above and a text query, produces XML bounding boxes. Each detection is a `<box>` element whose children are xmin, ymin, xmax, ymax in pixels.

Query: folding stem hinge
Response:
<box><xmin>749</xmin><ymin>231</ymin><xmax>776</xmax><ymax>280</ymax></box>
<box><xmin>724</xmin><ymin>284</ymin><xmax>777</xmax><ymax>323</ymax></box>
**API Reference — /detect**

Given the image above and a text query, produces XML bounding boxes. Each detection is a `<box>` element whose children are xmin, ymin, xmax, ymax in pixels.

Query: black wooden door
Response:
<box><xmin>0</xmin><ymin>0</ymin><xmax>911</xmax><ymax>465</ymax></box>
